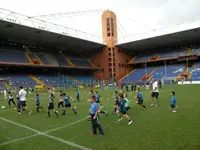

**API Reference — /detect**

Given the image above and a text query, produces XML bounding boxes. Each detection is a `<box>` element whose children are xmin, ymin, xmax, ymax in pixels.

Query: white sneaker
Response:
<box><xmin>173</xmin><ymin>110</ymin><xmax>177</xmax><ymax>113</ymax></box>
<box><xmin>18</xmin><ymin>112</ymin><xmax>21</xmax><ymax>115</ymax></box>
<box><xmin>151</xmin><ymin>104</ymin><xmax>155</xmax><ymax>107</ymax></box>
<box><xmin>118</xmin><ymin>118</ymin><xmax>123</xmax><ymax>121</ymax></box>
<box><xmin>128</xmin><ymin>120</ymin><xmax>133</xmax><ymax>125</ymax></box>
<box><xmin>29</xmin><ymin>111</ymin><xmax>32</xmax><ymax>115</ymax></box>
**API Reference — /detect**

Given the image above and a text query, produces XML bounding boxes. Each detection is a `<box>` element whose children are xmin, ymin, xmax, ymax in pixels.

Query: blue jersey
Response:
<box><xmin>170</xmin><ymin>96</ymin><xmax>176</xmax><ymax>105</ymax></box>
<box><xmin>120</xmin><ymin>98</ymin><xmax>126</xmax><ymax>111</ymax></box>
<box><xmin>35</xmin><ymin>96</ymin><xmax>40</xmax><ymax>104</ymax></box>
<box><xmin>17</xmin><ymin>97</ymin><xmax>20</xmax><ymax>105</ymax></box>
<box><xmin>137</xmin><ymin>92</ymin><xmax>143</xmax><ymax>101</ymax></box>
<box><xmin>76</xmin><ymin>90</ymin><xmax>80</xmax><ymax>95</ymax></box>
<box><xmin>64</xmin><ymin>96</ymin><xmax>70</xmax><ymax>104</ymax></box>
<box><xmin>95</xmin><ymin>94</ymin><xmax>100</xmax><ymax>102</ymax></box>
<box><xmin>90</xmin><ymin>102</ymin><xmax>98</xmax><ymax>115</ymax></box>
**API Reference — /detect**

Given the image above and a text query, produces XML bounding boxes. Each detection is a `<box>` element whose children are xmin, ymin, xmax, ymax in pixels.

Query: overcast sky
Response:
<box><xmin>1</xmin><ymin>0</ymin><xmax>200</xmax><ymax>42</ymax></box>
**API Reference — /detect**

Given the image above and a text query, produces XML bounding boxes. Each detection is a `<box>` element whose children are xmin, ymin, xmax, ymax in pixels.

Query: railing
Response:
<box><xmin>0</xmin><ymin>8</ymin><xmax>103</xmax><ymax>44</ymax></box>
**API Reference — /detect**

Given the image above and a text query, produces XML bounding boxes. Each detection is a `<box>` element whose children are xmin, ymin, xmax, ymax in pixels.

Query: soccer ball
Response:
<box><xmin>2</xmin><ymin>106</ymin><xmax>6</xmax><ymax>109</ymax></box>
<box><xmin>74</xmin><ymin>106</ymin><xmax>77</xmax><ymax>109</ymax></box>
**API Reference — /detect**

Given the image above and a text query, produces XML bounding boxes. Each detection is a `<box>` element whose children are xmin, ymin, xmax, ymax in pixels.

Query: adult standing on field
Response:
<box><xmin>151</xmin><ymin>79</ymin><xmax>159</xmax><ymax>107</ymax></box>
<box><xmin>19</xmin><ymin>86</ymin><xmax>32</xmax><ymax>115</ymax></box>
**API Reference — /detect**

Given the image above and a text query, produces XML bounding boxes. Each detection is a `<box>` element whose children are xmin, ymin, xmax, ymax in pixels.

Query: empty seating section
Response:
<box><xmin>58</xmin><ymin>55</ymin><xmax>71</xmax><ymax>67</ymax></box>
<box><xmin>36</xmin><ymin>75</ymin><xmax>60</xmax><ymax>86</ymax></box>
<box><xmin>0</xmin><ymin>49</ymin><xmax>29</xmax><ymax>63</ymax></box>
<box><xmin>72</xmin><ymin>75</ymin><xmax>96</xmax><ymax>84</ymax></box>
<box><xmin>151</xmin><ymin>64</ymin><xmax>185</xmax><ymax>80</ymax></box>
<box><xmin>0</xmin><ymin>74</ymin><xmax>38</xmax><ymax>87</ymax></box>
<box><xmin>68</xmin><ymin>57</ymin><xmax>92</xmax><ymax>68</ymax></box>
<box><xmin>133</xmin><ymin>54</ymin><xmax>154</xmax><ymax>62</ymax></box>
<box><xmin>190</xmin><ymin>63</ymin><xmax>200</xmax><ymax>80</ymax></box>
<box><xmin>0</xmin><ymin>82</ymin><xmax>5</xmax><ymax>88</ymax></box>
<box><xmin>36</xmin><ymin>54</ymin><xmax>49</xmax><ymax>64</ymax></box>
<box><xmin>122</xmin><ymin>64</ymin><xmax>186</xmax><ymax>82</ymax></box>
<box><xmin>190</xmin><ymin>47</ymin><xmax>200</xmax><ymax>55</ymax></box>
<box><xmin>158</xmin><ymin>49</ymin><xmax>186</xmax><ymax>59</ymax></box>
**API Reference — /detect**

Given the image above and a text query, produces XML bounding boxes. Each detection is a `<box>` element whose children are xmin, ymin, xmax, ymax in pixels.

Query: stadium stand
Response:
<box><xmin>0</xmin><ymin>74</ymin><xmax>38</xmax><ymax>87</ymax></box>
<box><xmin>0</xmin><ymin>81</ymin><xmax>5</xmax><ymax>88</ymax></box>
<box><xmin>0</xmin><ymin>49</ymin><xmax>29</xmax><ymax>64</ymax></box>
<box><xmin>190</xmin><ymin>63</ymin><xmax>200</xmax><ymax>81</ymax></box>
<box><xmin>68</xmin><ymin>57</ymin><xmax>92</xmax><ymax>68</ymax></box>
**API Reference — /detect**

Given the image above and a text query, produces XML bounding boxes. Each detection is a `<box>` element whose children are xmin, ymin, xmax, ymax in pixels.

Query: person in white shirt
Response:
<box><xmin>4</xmin><ymin>89</ymin><xmax>7</xmax><ymax>100</ymax></box>
<box><xmin>19</xmin><ymin>86</ymin><xmax>32</xmax><ymax>115</ymax></box>
<box><xmin>145</xmin><ymin>82</ymin><xmax>150</xmax><ymax>90</ymax></box>
<box><xmin>151</xmin><ymin>79</ymin><xmax>159</xmax><ymax>107</ymax></box>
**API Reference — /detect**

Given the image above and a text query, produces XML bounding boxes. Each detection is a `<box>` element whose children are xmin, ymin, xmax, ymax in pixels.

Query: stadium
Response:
<box><xmin>1</xmin><ymin>3</ymin><xmax>200</xmax><ymax>150</ymax></box>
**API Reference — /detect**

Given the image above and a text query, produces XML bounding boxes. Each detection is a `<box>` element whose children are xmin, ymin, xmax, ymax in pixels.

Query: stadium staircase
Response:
<box><xmin>128</xmin><ymin>56</ymin><xmax>137</xmax><ymax>64</ymax></box>
<box><xmin>0</xmin><ymin>81</ymin><xmax>9</xmax><ymax>88</ymax></box>
<box><xmin>187</xmin><ymin>48</ymin><xmax>192</xmax><ymax>56</ymax></box>
<box><xmin>25</xmin><ymin>47</ymin><xmax>43</xmax><ymax>65</ymax></box>
<box><xmin>141</xmin><ymin>67</ymin><xmax>158</xmax><ymax>81</ymax></box>
<box><xmin>118</xmin><ymin>69</ymin><xmax>136</xmax><ymax>82</ymax></box>
<box><xmin>151</xmin><ymin>53</ymin><xmax>159</xmax><ymax>60</ymax></box>
<box><xmin>28</xmin><ymin>75</ymin><xmax>46</xmax><ymax>87</ymax></box>
<box><xmin>87</xmin><ymin>59</ymin><xmax>96</xmax><ymax>68</ymax></box>
<box><xmin>66</xmin><ymin>75</ymin><xmax>83</xmax><ymax>84</ymax></box>
<box><xmin>63</xmin><ymin>55</ymin><xmax>75</xmax><ymax>68</ymax></box>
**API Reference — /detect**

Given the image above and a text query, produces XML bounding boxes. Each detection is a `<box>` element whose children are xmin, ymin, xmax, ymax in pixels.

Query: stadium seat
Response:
<box><xmin>68</xmin><ymin>57</ymin><xmax>92</xmax><ymax>68</ymax></box>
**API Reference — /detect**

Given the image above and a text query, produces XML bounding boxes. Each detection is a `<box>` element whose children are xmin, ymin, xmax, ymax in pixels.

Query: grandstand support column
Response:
<box><xmin>164</xmin><ymin>60</ymin><xmax>167</xmax><ymax>77</ymax></box>
<box><xmin>144</xmin><ymin>62</ymin><xmax>147</xmax><ymax>83</ymax></box>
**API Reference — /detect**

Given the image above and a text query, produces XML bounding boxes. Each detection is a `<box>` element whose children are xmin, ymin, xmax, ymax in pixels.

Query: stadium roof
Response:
<box><xmin>117</xmin><ymin>27</ymin><xmax>200</xmax><ymax>52</ymax></box>
<box><xmin>0</xmin><ymin>8</ymin><xmax>105</xmax><ymax>52</ymax></box>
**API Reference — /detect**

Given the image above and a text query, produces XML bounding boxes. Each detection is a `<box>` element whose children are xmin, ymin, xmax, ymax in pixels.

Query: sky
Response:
<box><xmin>1</xmin><ymin>0</ymin><xmax>200</xmax><ymax>43</ymax></box>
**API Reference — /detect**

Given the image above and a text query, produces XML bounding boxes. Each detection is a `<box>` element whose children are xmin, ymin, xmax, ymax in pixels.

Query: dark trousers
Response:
<box><xmin>58</xmin><ymin>101</ymin><xmax>64</xmax><ymax>109</ymax></box>
<box><xmin>76</xmin><ymin>94</ymin><xmax>80</xmax><ymax>101</ymax></box>
<box><xmin>8</xmin><ymin>99</ymin><xmax>16</xmax><ymax>106</ymax></box>
<box><xmin>91</xmin><ymin>114</ymin><xmax>104</xmax><ymax>135</ymax></box>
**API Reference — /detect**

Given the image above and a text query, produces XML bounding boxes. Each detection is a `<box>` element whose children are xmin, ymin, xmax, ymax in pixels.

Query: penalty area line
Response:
<box><xmin>0</xmin><ymin>117</ymin><xmax>91</xmax><ymax>150</ymax></box>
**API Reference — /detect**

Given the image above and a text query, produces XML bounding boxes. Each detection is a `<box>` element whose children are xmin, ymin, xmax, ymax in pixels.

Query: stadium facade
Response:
<box><xmin>0</xmin><ymin>8</ymin><xmax>200</xmax><ymax>88</ymax></box>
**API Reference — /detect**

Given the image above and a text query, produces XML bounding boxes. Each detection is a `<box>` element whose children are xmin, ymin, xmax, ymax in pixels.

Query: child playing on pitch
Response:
<box><xmin>16</xmin><ymin>94</ymin><xmax>21</xmax><ymax>114</ymax></box>
<box><xmin>95</xmin><ymin>91</ymin><xmax>107</xmax><ymax>116</ymax></box>
<box><xmin>35</xmin><ymin>94</ymin><xmax>44</xmax><ymax>112</ymax></box>
<box><xmin>113</xmin><ymin>91</ymin><xmax>120</xmax><ymax>115</ymax></box>
<box><xmin>58</xmin><ymin>93</ymin><xmax>64</xmax><ymax>109</ymax></box>
<box><xmin>124</xmin><ymin>94</ymin><xmax>131</xmax><ymax>111</ymax></box>
<box><xmin>48</xmin><ymin>93</ymin><xmax>58</xmax><ymax>117</ymax></box>
<box><xmin>62</xmin><ymin>93</ymin><xmax>77</xmax><ymax>115</ymax></box>
<box><xmin>116</xmin><ymin>93</ymin><xmax>133</xmax><ymax>125</ymax></box>
<box><xmin>95</xmin><ymin>91</ymin><xmax>103</xmax><ymax>108</ymax></box>
<box><xmin>89</xmin><ymin>95</ymin><xmax>104</xmax><ymax>136</ymax></box>
<box><xmin>135</xmin><ymin>88</ymin><xmax>146</xmax><ymax>109</ymax></box>
<box><xmin>170</xmin><ymin>91</ymin><xmax>177</xmax><ymax>113</ymax></box>
<box><xmin>76</xmin><ymin>89</ymin><xmax>80</xmax><ymax>102</ymax></box>
<box><xmin>8</xmin><ymin>92</ymin><xmax>16</xmax><ymax>107</ymax></box>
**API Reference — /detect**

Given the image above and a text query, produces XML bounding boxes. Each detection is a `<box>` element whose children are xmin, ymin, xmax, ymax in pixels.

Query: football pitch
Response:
<box><xmin>0</xmin><ymin>84</ymin><xmax>200</xmax><ymax>150</ymax></box>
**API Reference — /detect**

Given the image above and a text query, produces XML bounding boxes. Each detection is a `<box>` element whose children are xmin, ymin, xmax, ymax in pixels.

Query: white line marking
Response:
<box><xmin>0</xmin><ymin>134</ymin><xmax>39</xmax><ymax>146</ymax></box>
<box><xmin>0</xmin><ymin>117</ymin><xmax>92</xmax><ymax>150</ymax></box>
<box><xmin>45</xmin><ymin>116</ymin><xmax>89</xmax><ymax>133</ymax></box>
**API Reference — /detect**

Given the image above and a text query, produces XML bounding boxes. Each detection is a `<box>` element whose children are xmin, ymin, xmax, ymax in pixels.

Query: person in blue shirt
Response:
<box><xmin>170</xmin><ymin>91</ymin><xmax>177</xmax><ymax>113</ymax></box>
<box><xmin>89</xmin><ymin>95</ymin><xmax>104</xmax><ymax>136</ymax></box>
<box><xmin>62</xmin><ymin>93</ymin><xmax>77</xmax><ymax>115</ymax></box>
<box><xmin>35</xmin><ymin>94</ymin><xmax>44</xmax><ymax>112</ymax></box>
<box><xmin>116</xmin><ymin>93</ymin><xmax>133</xmax><ymax>126</ymax></box>
<box><xmin>95</xmin><ymin>91</ymin><xmax>107</xmax><ymax>116</ymax></box>
<box><xmin>113</xmin><ymin>91</ymin><xmax>120</xmax><ymax>115</ymax></box>
<box><xmin>135</xmin><ymin>88</ymin><xmax>146</xmax><ymax>109</ymax></box>
<box><xmin>76</xmin><ymin>89</ymin><xmax>80</xmax><ymax>102</ymax></box>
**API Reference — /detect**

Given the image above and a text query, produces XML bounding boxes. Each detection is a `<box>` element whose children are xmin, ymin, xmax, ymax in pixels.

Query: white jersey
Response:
<box><xmin>4</xmin><ymin>90</ymin><xmax>7</xmax><ymax>95</ymax></box>
<box><xmin>19</xmin><ymin>89</ymin><xmax>27</xmax><ymax>101</ymax></box>
<box><xmin>152</xmin><ymin>81</ymin><xmax>159</xmax><ymax>93</ymax></box>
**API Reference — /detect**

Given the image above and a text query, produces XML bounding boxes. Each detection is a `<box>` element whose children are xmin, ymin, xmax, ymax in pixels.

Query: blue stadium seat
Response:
<box><xmin>0</xmin><ymin>49</ymin><xmax>29</xmax><ymax>64</ymax></box>
<box><xmin>68</xmin><ymin>57</ymin><xmax>92</xmax><ymax>68</ymax></box>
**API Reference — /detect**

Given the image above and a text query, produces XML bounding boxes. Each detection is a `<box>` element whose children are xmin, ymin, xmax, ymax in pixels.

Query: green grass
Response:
<box><xmin>0</xmin><ymin>85</ymin><xmax>200</xmax><ymax>150</ymax></box>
